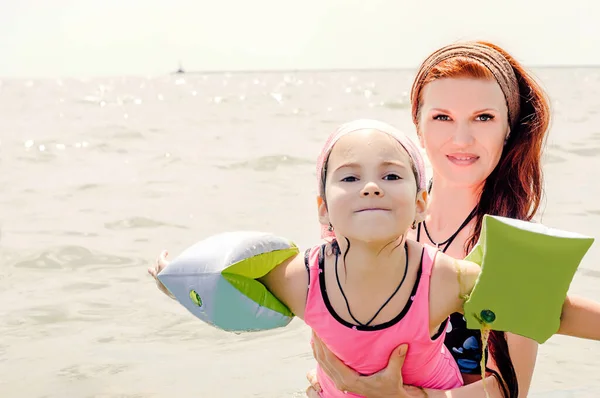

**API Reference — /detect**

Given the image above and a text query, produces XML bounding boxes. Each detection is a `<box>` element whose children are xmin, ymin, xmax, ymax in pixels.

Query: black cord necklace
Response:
<box><xmin>333</xmin><ymin>240</ymin><xmax>409</xmax><ymax>327</ymax></box>
<box><xmin>418</xmin><ymin>207</ymin><xmax>477</xmax><ymax>253</ymax></box>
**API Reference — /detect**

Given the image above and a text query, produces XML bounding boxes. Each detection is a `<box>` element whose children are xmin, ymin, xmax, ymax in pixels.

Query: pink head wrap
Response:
<box><xmin>316</xmin><ymin>119</ymin><xmax>426</xmax><ymax>240</ymax></box>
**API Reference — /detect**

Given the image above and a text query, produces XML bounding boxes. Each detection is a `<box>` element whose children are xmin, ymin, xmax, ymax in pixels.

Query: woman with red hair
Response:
<box><xmin>305</xmin><ymin>41</ymin><xmax>600</xmax><ymax>398</ymax></box>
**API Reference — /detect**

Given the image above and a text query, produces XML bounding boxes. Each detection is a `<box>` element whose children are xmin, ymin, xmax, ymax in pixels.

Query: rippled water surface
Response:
<box><xmin>1</xmin><ymin>68</ymin><xmax>600</xmax><ymax>397</ymax></box>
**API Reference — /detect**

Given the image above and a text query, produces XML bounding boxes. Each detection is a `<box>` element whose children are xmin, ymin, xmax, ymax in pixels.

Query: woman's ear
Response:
<box><xmin>416</xmin><ymin>125</ymin><xmax>425</xmax><ymax>147</ymax></box>
<box><xmin>317</xmin><ymin>196</ymin><xmax>330</xmax><ymax>226</ymax></box>
<box><xmin>504</xmin><ymin>127</ymin><xmax>511</xmax><ymax>145</ymax></box>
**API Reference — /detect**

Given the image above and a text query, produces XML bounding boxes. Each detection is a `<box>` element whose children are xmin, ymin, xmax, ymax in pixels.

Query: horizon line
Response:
<box><xmin>170</xmin><ymin>64</ymin><xmax>600</xmax><ymax>75</ymax></box>
<box><xmin>1</xmin><ymin>64</ymin><xmax>599</xmax><ymax>80</ymax></box>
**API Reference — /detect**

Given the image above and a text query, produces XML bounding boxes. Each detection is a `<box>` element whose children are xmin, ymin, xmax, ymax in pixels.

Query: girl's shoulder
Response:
<box><xmin>258</xmin><ymin>249</ymin><xmax>310</xmax><ymax>319</ymax></box>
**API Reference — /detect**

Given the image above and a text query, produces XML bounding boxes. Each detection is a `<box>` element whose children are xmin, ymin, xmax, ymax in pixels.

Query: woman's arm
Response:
<box><xmin>308</xmin><ymin>331</ymin><xmax>503</xmax><ymax>398</ymax></box>
<box><xmin>558</xmin><ymin>294</ymin><xmax>600</xmax><ymax>340</ymax></box>
<box><xmin>503</xmin><ymin>333</ymin><xmax>538</xmax><ymax>397</ymax></box>
<box><xmin>424</xmin><ymin>377</ymin><xmax>502</xmax><ymax>398</ymax></box>
<box><xmin>308</xmin><ymin>330</ymin><xmax>537</xmax><ymax>398</ymax></box>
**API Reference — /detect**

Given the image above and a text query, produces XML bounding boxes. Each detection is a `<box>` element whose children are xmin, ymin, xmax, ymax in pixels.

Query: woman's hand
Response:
<box><xmin>147</xmin><ymin>250</ymin><xmax>175</xmax><ymax>299</ymax></box>
<box><xmin>309</xmin><ymin>331</ymin><xmax>428</xmax><ymax>398</ymax></box>
<box><xmin>305</xmin><ymin>368</ymin><xmax>321</xmax><ymax>396</ymax></box>
<box><xmin>305</xmin><ymin>380</ymin><xmax>321</xmax><ymax>398</ymax></box>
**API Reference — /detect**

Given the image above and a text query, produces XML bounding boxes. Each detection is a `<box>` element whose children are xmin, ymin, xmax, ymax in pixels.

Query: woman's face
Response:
<box><xmin>417</xmin><ymin>77</ymin><xmax>510</xmax><ymax>189</ymax></box>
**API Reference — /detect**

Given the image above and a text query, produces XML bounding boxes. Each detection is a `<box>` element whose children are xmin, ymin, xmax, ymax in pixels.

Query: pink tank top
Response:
<box><xmin>303</xmin><ymin>244</ymin><xmax>463</xmax><ymax>397</ymax></box>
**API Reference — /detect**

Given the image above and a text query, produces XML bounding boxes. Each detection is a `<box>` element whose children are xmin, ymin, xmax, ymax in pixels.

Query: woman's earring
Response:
<box><xmin>328</xmin><ymin>223</ymin><xmax>333</xmax><ymax>231</ymax></box>
<box><xmin>411</xmin><ymin>220</ymin><xmax>417</xmax><ymax>230</ymax></box>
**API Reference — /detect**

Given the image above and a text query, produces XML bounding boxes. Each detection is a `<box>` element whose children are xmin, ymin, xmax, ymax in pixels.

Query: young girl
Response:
<box><xmin>151</xmin><ymin>118</ymin><xmax>506</xmax><ymax>396</ymax></box>
<box><xmin>290</xmin><ymin>119</ymin><xmax>478</xmax><ymax>396</ymax></box>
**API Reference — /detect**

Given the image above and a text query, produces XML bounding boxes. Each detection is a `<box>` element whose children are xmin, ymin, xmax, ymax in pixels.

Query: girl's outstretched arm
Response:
<box><xmin>149</xmin><ymin>248</ymin><xmax>310</xmax><ymax>319</ymax></box>
<box><xmin>557</xmin><ymin>295</ymin><xmax>600</xmax><ymax>340</ymax></box>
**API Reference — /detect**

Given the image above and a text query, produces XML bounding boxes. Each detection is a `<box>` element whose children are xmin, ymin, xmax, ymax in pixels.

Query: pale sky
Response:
<box><xmin>1</xmin><ymin>0</ymin><xmax>599</xmax><ymax>78</ymax></box>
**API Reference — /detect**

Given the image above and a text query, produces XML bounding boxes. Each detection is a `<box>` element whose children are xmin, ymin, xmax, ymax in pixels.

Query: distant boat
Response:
<box><xmin>174</xmin><ymin>62</ymin><xmax>185</xmax><ymax>74</ymax></box>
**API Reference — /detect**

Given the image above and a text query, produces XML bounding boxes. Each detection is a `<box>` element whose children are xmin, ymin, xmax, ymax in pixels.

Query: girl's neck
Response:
<box><xmin>334</xmin><ymin>237</ymin><xmax>407</xmax><ymax>275</ymax></box>
<box><xmin>426</xmin><ymin>175</ymin><xmax>481</xmax><ymax>235</ymax></box>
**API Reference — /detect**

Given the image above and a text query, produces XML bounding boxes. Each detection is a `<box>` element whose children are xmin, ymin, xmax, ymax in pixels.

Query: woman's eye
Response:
<box><xmin>433</xmin><ymin>114</ymin><xmax>451</xmax><ymax>121</ymax></box>
<box><xmin>341</xmin><ymin>176</ymin><xmax>358</xmax><ymax>182</ymax></box>
<box><xmin>476</xmin><ymin>113</ymin><xmax>495</xmax><ymax>121</ymax></box>
<box><xmin>384</xmin><ymin>174</ymin><xmax>401</xmax><ymax>181</ymax></box>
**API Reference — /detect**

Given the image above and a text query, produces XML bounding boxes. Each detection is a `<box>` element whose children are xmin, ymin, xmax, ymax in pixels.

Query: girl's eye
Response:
<box><xmin>476</xmin><ymin>113</ymin><xmax>495</xmax><ymax>121</ymax></box>
<box><xmin>384</xmin><ymin>174</ymin><xmax>401</xmax><ymax>181</ymax></box>
<box><xmin>433</xmin><ymin>114</ymin><xmax>451</xmax><ymax>121</ymax></box>
<box><xmin>341</xmin><ymin>176</ymin><xmax>358</xmax><ymax>182</ymax></box>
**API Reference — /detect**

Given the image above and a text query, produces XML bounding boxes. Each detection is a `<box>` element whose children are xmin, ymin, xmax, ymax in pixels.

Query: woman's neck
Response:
<box><xmin>426</xmin><ymin>175</ymin><xmax>481</xmax><ymax>236</ymax></box>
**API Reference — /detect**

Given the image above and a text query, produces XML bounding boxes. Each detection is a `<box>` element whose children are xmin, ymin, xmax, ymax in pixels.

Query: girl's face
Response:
<box><xmin>318</xmin><ymin>129</ymin><xmax>426</xmax><ymax>244</ymax></box>
<box><xmin>418</xmin><ymin>77</ymin><xmax>510</xmax><ymax>189</ymax></box>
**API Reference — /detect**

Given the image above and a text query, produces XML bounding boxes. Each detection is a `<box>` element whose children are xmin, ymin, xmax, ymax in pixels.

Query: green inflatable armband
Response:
<box><xmin>463</xmin><ymin>215</ymin><xmax>594</xmax><ymax>343</ymax></box>
<box><xmin>157</xmin><ymin>231</ymin><xmax>297</xmax><ymax>332</ymax></box>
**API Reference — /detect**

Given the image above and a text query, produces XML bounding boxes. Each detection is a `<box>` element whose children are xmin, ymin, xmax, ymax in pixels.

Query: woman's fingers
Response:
<box><xmin>306</xmin><ymin>368</ymin><xmax>321</xmax><ymax>392</ymax></box>
<box><xmin>305</xmin><ymin>386</ymin><xmax>321</xmax><ymax>398</ymax></box>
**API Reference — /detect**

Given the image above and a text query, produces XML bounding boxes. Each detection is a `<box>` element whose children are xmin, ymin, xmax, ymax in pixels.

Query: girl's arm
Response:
<box><xmin>150</xmin><ymin>249</ymin><xmax>310</xmax><ymax>318</ymax></box>
<box><xmin>428</xmin><ymin>254</ymin><xmax>481</xmax><ymax>329</ymax></box>
<box><xmin>436</xmin><ymin>255</ymin><xmax>600</xmax><ymax>342</ymax></box>
<box><xmin>258</xmin><ymin>252</ymin><xmax>310</xmax><ymax>319</ymax></box>
<box><xmin>430</xmin><ymin>254</ymin><xmax>600</xmax><ymax>342</ymax></box>
<box><xmin>558</xmin><ymin>294</ymin><xmax>600</xmax><ymax>340</ymax></box>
